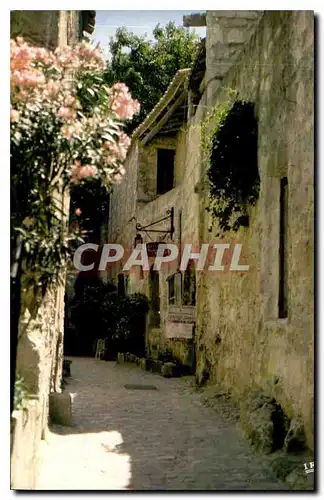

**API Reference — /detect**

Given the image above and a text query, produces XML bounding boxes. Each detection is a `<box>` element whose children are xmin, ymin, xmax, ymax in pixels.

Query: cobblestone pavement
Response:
<box><xmin>36</xmin><ymin>357</ymin><xmax>287</xmax><ymax>491</ymax></box>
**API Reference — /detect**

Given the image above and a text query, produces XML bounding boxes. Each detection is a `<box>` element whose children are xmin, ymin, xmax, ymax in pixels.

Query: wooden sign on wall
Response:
<box><xmin>166</xmin><ymin>321</ymin><xmax>193</xmax><ymax>339</ymax></box>
<box><xmin>167</xmin><ymin>305</ymin><xmax>195</xmax><ymax>324</ymax></box>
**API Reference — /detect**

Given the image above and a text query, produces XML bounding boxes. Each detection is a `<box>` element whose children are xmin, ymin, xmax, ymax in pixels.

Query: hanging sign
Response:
<box><xmin>166</xmin><ymin>321</ymin><xmax>193</xmax><ymax>339</ymax></box>
<box><xmin>146</xmin><ymin>242</ymin><xmax>167</xmax><ymax>257</ymax></box>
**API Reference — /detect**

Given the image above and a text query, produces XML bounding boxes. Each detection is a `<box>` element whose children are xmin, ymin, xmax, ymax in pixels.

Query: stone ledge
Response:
<box><xmin>183</xmin><ymin>13</ymin><xmax>206</xmax><ymax>27</ymax></box>
<box><xmin>209</xmin><ymin>11</ymin><xmax>261</xmax><ymax>20</ymax></box>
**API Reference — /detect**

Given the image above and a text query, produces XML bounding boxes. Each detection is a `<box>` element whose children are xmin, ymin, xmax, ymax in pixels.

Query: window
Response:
<box><xmin>156</xmin><ymin>148</ymin><xmax>175</xmax><ymax>195</ymax></box>
<box><xmin>278</xmin><ymin>177</ymin><xmax>288</xmax><ymax>318</ymax></box>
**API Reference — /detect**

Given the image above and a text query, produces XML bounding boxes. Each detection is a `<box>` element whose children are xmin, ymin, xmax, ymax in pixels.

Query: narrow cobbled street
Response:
<box><xmin>36</xmin><ymin>357</ymin><xmax>286</xmax><ymax>490</ymax></box>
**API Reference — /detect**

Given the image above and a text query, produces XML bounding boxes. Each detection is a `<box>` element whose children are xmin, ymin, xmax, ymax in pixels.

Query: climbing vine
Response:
<box><xmin>13</xmin><ymin>376</ymin><xmax>30</xmax><ymax>414</ymax></box>
<box><xmin>201</xmin><ymin>92</ymin><xmax>260</xmax><ymax>233</ymax></box>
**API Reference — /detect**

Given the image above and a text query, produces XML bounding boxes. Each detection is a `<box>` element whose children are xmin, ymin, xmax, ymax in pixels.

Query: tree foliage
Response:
<box><xmin>104</xmin><ymin>22</ymin><xmax>200</xmax><ymax>131</ymax></box>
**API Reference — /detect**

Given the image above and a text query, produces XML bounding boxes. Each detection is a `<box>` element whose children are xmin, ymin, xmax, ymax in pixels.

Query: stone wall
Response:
<box><xmin>11</xmin><ymin>399</ymin><xmax>41</xmax><ymax>490</ymax></box>
<box><xmin>108</xmin><ymin>142</ymin><xmax>139</xmax><ymax>246</ymax></box>
<box><xmin>11</xmin><ymin>10</ymin><xmax>82</xmax><ymax>49</ymax></box>
<box><xmin>194</xmin><ymin>11</ymin><xmax>314</xmax><ymax>450</ymax></box>
<box><xmin>11</xmin><ymin>11</ymin><xmax>85</xmax><ymax>489</ymax></box>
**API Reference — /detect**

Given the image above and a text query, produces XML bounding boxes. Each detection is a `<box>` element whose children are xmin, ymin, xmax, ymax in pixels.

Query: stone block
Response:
<box><xmin>116</xmin><ymin>353</ymin><xmax>125</xmax><ymax>364</ymax></box>
<box><xmin>246</xmin><ymin>405</ymin><xmax>275</xmax><ymax>453</ymax></box>
<box><xmin>240</xmin><ymin>391</ymin><xmax>290</xmax><ymax>454</ymax></box>
<box><xmin>49</xmin><ymin>392</ymin><xmax>72</xmax><ymax>427</ymax></box>
<box><xmin>224</xmin><ymin>27</ymin><xmax>250</xmax><ymax>45</ymax></box>
<box><xmin>151</xmin><ymin>360</ymin><xmax>163</xmax><ymax>373</ymax></box>
<box><xmin>220</xmin><ymin>18</ymin><xmax>251</xmax><ymax>28</ymax></box>
<box><xmin>140</xmin><ymin>358</ymin><xmax>148</xmax><ymax>370</ymax></box>
<box><xmin>161</xmin><ymin>362</ymin><xmax>178</xmax><ymax>378</ymax></box>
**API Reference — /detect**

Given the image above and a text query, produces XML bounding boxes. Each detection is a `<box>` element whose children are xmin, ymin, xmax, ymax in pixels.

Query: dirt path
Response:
<box><xmin>36</xmin><ymin>357</ymin><xmax>286</xmax><ymax>490</ymax></box>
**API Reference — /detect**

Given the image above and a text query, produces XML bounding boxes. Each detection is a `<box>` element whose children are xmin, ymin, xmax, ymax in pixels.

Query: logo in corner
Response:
<box><xmin>303</xmin><ymin>461</ymin><xmax>314</xmax><ymax>474</ymax></box>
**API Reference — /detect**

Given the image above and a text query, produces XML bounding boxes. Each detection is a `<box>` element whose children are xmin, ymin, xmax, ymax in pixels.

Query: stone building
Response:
<box><xmin>10</xmin><ymin>11</ymin><xmax>95</xmax><ymax>489</ymax></box>
<box><xmin>108</xmin><ymin>68</ymin><xmax>198</xmax><ymax>370</ymax></box>
<box><xmin>108</xmin><ymin>11</ymin><xmax>314</xmax><ymax>452</ymax></box>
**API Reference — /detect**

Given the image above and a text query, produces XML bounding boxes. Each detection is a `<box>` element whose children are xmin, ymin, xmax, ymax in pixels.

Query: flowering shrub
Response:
<box><xmin>11</xmin><ymin>37</ymin><xmax>140</xmax><ymax>292</ymax></box>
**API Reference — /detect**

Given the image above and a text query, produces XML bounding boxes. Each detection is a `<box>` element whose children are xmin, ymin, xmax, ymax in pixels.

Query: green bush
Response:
<box><xmin>68</xmin><ymin>276</ymin><xmax>149</xmax><ymax>357</ymax></box>
<box><xmin>113</xmin><ymin>293</ymin><xmax>149</xmax><ymax>356</ymax></box>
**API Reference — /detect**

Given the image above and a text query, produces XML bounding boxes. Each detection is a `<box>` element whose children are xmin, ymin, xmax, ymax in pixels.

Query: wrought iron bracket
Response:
<box><xmin>136</xmin><ymin>208</ymin><xmax>174</xmax><ymax>241</ymax></box>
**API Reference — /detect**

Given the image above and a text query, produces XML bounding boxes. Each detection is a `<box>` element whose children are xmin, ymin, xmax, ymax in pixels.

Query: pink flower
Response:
<box><xmin>61</xmin><ymin>122</ymin><xmax>82</xmax><ymax>140</ymax></box>
<box><xmin>119</xmin><ymin>131</ymin><xmax>131</xmax><ymax>149</ymax></box>
<box><xmin>11</xmin><ymin>68</ymin><xmax>46</xmax><ymax>88</ymax></box>
<box><xmin>104</xmin><ymin>154</ymin><xmax>118</xmax><ymax>167</ymax></box>
<box><xmin>58</xmin><ymin>106</ymin><xmax>76</xmax><ymax>120</ymax></box>
<box><xmin>111</xmin><ymin>82</ymin><xmax>140</xmax><ymax>120</ymax></box>
<box><xmin>10</xmin><ymin>108</ymin><xmax>20</xmax><ymax>122</ymax></box>
<box><xmin>70</xmin><ymin>162</ymin><xmax>98</xmax><ymax>183</ymax></box>
<box><xmin>112</xmin><ymin>82</ymin><xmax>129</xmax><ymax>94</ymax></box>
<box><xmin>111</xmin><ymin>173</ymin><xmax>124</xmax><ymax>184</ymax></box>
<box><xmin>79</xmin><ymin>165</ymin><xmax>98</xmax><ymax>178</ymax></box>
<box><xmin>34</xmin><ymin>47</ymin><xmax>54</xmax><ymax>65</ymax></box>
<box><xmin>46</xmin><ymin>79</ymin><xmax>60</xmax><ymax>98</ymax></box>
<box><xmin>103</xmin><ymin>131</ymin><xmax>131</xmax><ymax>163</ymax></box>
<box><xmin>64</xmin><ymin>96</ymin><xmax>76</xmax><ymax>107</ymax></box>
<box><xmin>112</xmin><ymin>98</ymin><xmax>140</xmax><ymax>120</ymax></box>
<box><xmin>111</xmin><ymin>174</ymin><xmax>123</xmax><ymax>184</ymax></box>
<box><xmin>75</xmin><ymin>208</ymin><xmax>82</xmax><ymax>216</ymax></box>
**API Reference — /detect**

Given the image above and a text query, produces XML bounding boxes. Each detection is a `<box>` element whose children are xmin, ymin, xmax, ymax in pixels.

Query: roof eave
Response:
<box><xmin>132</xmin><ymin>68</ymin><xmax>190</xmax><ymax>142</ymax></box>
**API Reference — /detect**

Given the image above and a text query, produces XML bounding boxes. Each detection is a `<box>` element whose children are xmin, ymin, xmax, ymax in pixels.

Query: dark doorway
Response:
<box><xmin>149</xmin><ymin>266</ymin><xmax>160</xmax><ymax>327</ymax></box>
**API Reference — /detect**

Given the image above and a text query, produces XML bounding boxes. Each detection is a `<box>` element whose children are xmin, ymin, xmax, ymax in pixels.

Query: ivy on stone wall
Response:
<box><xmin>13</xmin><ymin>376</ymin><xmax>30</xmax><ymax>413</ymax></box>
<box><xmin>202</xmin><ymin>95</ymin><xmax>260</xmax><ymax>233</ymax></box>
